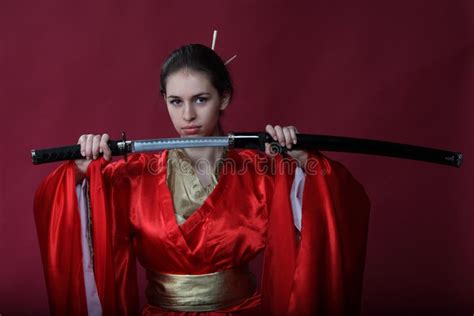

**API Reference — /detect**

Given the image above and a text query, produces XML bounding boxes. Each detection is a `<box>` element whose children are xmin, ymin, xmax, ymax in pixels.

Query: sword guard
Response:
<box><xmin>121</xmin><ymin>131</ymin><xmax>128</xmax><ymax>162</ymax></box>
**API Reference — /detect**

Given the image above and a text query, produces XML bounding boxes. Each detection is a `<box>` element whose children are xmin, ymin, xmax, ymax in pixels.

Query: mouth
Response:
<box><xmin>181</xmin><ymin>126</ymin><xmax>201</xmax><ymax>135</ymax></box>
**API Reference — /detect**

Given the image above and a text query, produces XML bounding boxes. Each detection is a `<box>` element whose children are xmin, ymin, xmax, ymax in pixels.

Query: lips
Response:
<box><xmin>182</xmin><ymin>126</ymin><xmax>201</xmax><ymax>135</ymax></box>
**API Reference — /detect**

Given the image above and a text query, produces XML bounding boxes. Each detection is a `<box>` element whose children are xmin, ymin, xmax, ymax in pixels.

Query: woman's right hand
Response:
<box><xmin>74</xmin><ymin>133</ymin><xmax>113</xmax><ymax>176</ymax></box>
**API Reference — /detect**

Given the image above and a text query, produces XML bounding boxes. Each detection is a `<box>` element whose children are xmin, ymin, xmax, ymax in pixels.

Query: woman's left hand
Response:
<box><xmin>265</xmin><ymin>124</ymin><xmax>308</xmax><ymax>169</ymax></box>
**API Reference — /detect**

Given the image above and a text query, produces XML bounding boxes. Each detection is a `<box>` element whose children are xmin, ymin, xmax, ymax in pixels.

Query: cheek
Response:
<box><xmin>167</xmin><ymin>107</ymin><xmax>180</xmax><ymax>125</ymax></box>
<box><xmin>202</xmin><ymin>109</ymin><xmax>221</xmax><ymax>125</ymax></box>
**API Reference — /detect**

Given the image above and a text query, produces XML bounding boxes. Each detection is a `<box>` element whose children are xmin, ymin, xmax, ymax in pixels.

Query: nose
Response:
<box><xmin>182</xmin><ymin>102</ymin><xmax>196</xmax><ymax>122</ymax></box>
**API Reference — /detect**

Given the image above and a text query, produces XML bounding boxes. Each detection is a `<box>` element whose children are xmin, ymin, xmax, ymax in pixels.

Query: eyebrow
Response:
<box><xmin>167</xmin><ymin>93</ymin><xmax>211</xmax><ymax>99</ymax></box>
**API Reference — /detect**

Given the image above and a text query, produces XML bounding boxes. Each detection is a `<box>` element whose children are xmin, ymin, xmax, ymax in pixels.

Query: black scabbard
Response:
<box><xmin>230</xmin><ymin>132</ymin><xmax>463</xmax><ymax>168</ymax></box>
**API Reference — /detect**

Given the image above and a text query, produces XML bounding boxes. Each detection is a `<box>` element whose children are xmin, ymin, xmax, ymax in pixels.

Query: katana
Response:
<box><xmin>30</xmin><ymin>132</ymin><xmax>463</xmax><ymax>167</ymax></box>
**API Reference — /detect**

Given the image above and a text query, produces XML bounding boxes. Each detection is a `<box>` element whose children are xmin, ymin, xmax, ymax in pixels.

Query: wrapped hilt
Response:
<box><xmin>31</xmin><ymin>132</ymin><xmax>131</xmax><ymax>165</ymax></box>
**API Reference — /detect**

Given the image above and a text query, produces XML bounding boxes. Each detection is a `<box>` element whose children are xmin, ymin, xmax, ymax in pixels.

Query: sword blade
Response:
<box><xmin>131</xmin><ymin>136</ymin><xmax>230</xmax><ymax>152</ymax></box>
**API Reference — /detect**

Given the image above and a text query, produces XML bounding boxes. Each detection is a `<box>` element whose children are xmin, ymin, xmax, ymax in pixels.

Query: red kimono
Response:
<box><xmin>34</xmin><ymin>149</ymin><xmax>370</xmax><ymax>315</ymax></box>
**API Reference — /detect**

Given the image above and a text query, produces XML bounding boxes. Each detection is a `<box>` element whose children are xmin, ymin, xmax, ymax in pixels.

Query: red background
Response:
<box><xmin>1</xmin><ymin>0</ymin><xmax>473</xmax><ymax>315</ymax></box>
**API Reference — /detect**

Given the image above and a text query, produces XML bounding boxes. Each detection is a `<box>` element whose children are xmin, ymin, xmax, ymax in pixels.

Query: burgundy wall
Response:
<box><xmin>1</xmin><ymin>1</ymin><xmax>472</xmax><ymax>315</ymax></box>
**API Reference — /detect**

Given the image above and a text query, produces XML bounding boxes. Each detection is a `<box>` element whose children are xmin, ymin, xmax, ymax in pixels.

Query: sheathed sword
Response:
<box><xmin>30</xmin><ymin>132</ymin><xmax>463</xmax><ymax>168</ymax></box>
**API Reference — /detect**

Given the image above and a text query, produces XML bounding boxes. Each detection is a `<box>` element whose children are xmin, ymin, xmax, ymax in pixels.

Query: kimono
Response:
<box><xmin>33</xmin><ymin>148</ymin><xmax>370</xmax><ymax>315</ymax></box>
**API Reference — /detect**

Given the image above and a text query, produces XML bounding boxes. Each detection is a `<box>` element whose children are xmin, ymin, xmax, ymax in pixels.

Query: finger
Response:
<box><xmin>265</xmin><ymin>143</ymin><xmax>271</xmax><ymax>155</ymax></box>
<box><xmin>282</xmin><ymin>127</ymin><xmax>293</xmax><ymax>149</ymax></box>
<box><xmin>274</xmin><ymin>125</ymin><xmax>285</xmax><ymax>146</ymax></box>
<box><xmin>265</xmin><ymin>124</ymin><xmax>277</xmax><ymax>140</ymax></box>
<box><xmin>77</xmin><ymin>135</ymin><xmax>86</xmax><ymax>157</ymax></box>
<box><xmin>100</xmin><ymin>133</ymin><xmax>112</xmax><ymax>161</ymax></box>
<box><xmin>289</xmin><ymin>127</ymin><xmax>298</xmax><ymax>144</ymax></box>
<box><xmin>85</xmin><ymin>134</ymin><xmax>94</xmax><ymax>159</ymax></box>
<box><xmin>92</xmin><ymin>135</ymin><xmax>101</xmax><ymax>159</ymax></box>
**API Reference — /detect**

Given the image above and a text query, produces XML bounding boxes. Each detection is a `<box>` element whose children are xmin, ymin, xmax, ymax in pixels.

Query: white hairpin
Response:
<box><xmin>210</xmin><ymin>29</ymin><xmax>237</xmax><ymax>65</ymax></box>
<box><xmin>211</xmin><ymin>30</ymin><xmax>217</xmax><ymax>50</ymax></box>
<box><xmin>224</xmin><ymin>54</ymin><xmax>237</xmax><ymax>65</ymax></box>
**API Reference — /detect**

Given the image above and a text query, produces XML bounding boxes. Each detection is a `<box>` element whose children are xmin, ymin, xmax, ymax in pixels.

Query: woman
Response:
<box><xmin>34</xmin><ymin>44</ymin><xmax>370</xmax><ymax>315</ymax></box>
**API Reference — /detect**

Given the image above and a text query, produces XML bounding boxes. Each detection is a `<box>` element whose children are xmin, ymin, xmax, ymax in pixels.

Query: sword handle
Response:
<box><xmin>31</xmin><ymin>139</ymin><xmax>127</xmax><ymax>165</ymax></box>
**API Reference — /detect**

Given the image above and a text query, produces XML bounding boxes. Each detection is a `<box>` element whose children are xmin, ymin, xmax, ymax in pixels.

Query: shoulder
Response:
<box><xmin>223</xmin><ymin>149</ymin><xmax>274</xmax><ymax>178</ymax></box>
<box><xmin>231</xmin><ymin>148</ymin><xmax>269</xmax><ymax>161</ymax></box>
<box><xmin>229</xmin><ymin>148</ymin><xmax>271</xmax><ymax>166</ymax></box>
<box><xmin>304</xmin><ymin>150</ymin><xmax>349</xmax><ymax>177</ymax></box>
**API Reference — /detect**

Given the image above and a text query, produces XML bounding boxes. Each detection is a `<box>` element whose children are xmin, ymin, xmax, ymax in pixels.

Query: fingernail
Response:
<box><xmin>81</xmin><ymin>151</ymin><xmax>85</xmax><ymax>157</ymax></box>
<box><xmin>99</xmin><ymin>148</ymin><xmax>103</xmax><ymax>154</ymax></box>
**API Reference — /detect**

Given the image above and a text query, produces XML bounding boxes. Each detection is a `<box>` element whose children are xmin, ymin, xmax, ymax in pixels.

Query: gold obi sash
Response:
<box><xmin>145</xmin><ymin>266</ymin><xmax>257</xmax><ymax>312</ymax></box>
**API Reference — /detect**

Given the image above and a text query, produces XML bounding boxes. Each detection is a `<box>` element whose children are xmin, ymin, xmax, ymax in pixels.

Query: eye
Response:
<box><xmin>169</xmin><ymin>99</ymin><xmax>182</xmax><ymax>106</ymax></box>
<box><xmin>195</xmin><ymin>97</ymin><xmax>208</xmax><ymax>104</ymax></box>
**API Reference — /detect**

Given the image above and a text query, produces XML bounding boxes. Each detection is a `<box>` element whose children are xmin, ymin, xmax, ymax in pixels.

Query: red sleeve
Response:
<box><xmin>34</xmin><ymin>156</ymin><xmax>142</xmax><ymax>315</ymax></box>
<box><xmin>34</xmin><ymin>160</ymin><xmax>89</xmax><ymax>315</ymax></box>
<box><xmin>261</xmin><ymin>151</ymin><xmax>371</xmax><ymax>315</ymax></box>
<box><xmin>88</xmin><ymin>156</ymin><xmax>141</xmax><ymax>315</ymax></box>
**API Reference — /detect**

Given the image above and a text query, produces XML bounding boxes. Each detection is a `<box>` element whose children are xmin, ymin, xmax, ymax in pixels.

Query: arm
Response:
<box><xmin>76</xmin><ymin>178</ymin><xmax>102</xmax><ymax>316</ymax></box>
<box><xmin>34</xmin><ymin>160</ymin><xmax>94</xmax><ymax>315</ymax></box>
<box><xmin>261</xmin><ymin>151</ymin><xmax>371</xmax><ymax>316</ymax></box>
<box><xmin>290</xmin><ymin>166</ymin><xmax>306</xmax><ymax>234</ymax></box>
<box><xmin>34</xmin><ymin>156</ymin><xmax>140</xmax><ymax>315</ymax></box>
<box><xmin>265</xmin><ymin>124</ymin><xmax>308</xmax><ymax>233</ymax></box>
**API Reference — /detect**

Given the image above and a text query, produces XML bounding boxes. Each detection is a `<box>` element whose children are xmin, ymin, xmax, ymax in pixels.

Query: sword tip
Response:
<box><xmin>31</xmin><ymin>149</ymin><xmax>37</xmax><ymax>164</ymax></box>
<box><xmin>456</xmin><ymin>152</ymin><xmax>463</xmax><ymax>168</ymax></box>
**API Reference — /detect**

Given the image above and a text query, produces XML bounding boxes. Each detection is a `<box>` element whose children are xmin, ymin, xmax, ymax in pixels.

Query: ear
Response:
<box><xmin>219</xmin><ymin>93</ymin><xmax>231</xmax><ymax>111</ymax></box>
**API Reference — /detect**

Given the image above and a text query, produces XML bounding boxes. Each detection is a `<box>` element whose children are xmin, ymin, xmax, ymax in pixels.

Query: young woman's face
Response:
<box><xmin>164</xmin><ymin>68</ymin><xmax>229</xmax><ymax>137</ymax></box>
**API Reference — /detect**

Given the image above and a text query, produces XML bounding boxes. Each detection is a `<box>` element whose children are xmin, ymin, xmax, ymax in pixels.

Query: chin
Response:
<box><xmin>180</xmin><ymin>133</ymin><xmax>201</xmax><ymax>138</ymax></box>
